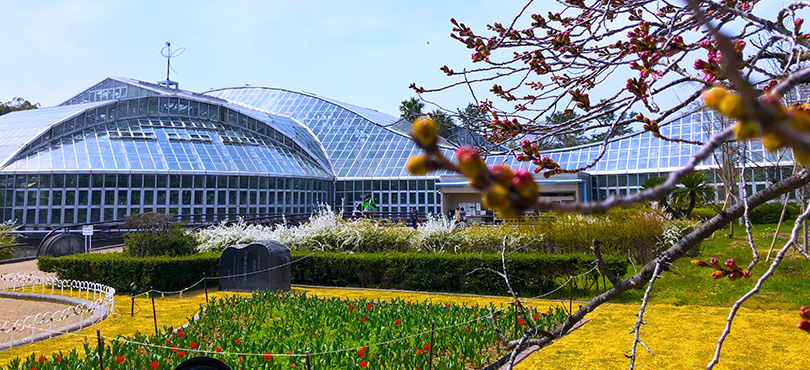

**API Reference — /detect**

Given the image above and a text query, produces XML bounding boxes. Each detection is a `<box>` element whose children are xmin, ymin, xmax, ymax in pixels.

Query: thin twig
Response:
<box><xmin>739</xmin><ymin>145</ymin><xmax>759</xmax><ymax>271</ymax></box>
<box><xmin>706</xmin><ymin>202</ymin><xmax>810</xmax><ymax>369</ymax></box>
<box><xmin>629</xmin><ymin>262</ymin><xmax>661</xmax><ymax>369</ymax></box>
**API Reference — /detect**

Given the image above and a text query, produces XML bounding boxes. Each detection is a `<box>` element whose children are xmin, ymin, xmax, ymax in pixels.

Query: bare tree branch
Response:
<box><xmin>628</xmin><ymin>262</ymin><xmax>662</xmax><ymax>369</ymax></box>
<box><xmin>706</xmin><ymin>199</ymin><xmax>810</xmax><ymax>369</ymax></box>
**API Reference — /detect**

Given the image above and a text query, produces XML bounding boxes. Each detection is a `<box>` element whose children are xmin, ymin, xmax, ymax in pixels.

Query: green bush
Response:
<box><xmin>124</xmin><ymin>213</ymin><xmax>197</xmax><ymax>257</ymax></box>
<box><xmin>689</xmin><ymin>206</ymin><xmax>719</xmax><ymax>221</ymax></box>
<box><xmin>38</xmin><ymin>252</ymin><xmax>219</xmax><ymax>293</ymax></box>
<box><xmin>290</xmin><ymin>251</ymin><xmax>628</xmax><ymax>296</ymax></box>
<box><xmin>0</xmin><ymin>220</ymin><xmax>18</xmax><ymax>260</ymax></box>
<box><xmin>528</xmin><ymin>211</ymin><xmax>664</xmax><ymax>256</ymax></box>
<box><xmin>747</xmin><ymin>202</ymin><xmax>800</xmax><ymax>224</ymax></box>
<box><xmin>38</xmin><ymin>250</ymin><xmax>628</xmax><ymax>297</ymax></box>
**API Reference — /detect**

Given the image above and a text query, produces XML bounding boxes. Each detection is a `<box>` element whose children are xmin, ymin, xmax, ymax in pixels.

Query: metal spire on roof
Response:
<box><xmin>158</xmin><ymin>41</ymin><xmax>185</xmax><ymax>89</ymax></box>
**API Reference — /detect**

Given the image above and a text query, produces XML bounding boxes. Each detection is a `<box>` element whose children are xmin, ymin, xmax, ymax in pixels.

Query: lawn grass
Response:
<box><xmin>610</xmin><ymin>221</ymin><xmax>810</xmax><ymax>309</ymax></box>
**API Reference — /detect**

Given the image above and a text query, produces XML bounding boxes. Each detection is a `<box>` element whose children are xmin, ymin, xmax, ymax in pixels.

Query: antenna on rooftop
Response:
<box><xmin>158</xmin><ymin>41</ymin><xmax>185</xmax><ymax>89</ymax></box>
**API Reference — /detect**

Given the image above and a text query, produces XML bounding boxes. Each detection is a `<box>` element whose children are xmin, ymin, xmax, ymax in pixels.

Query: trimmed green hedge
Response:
<box><xmin>748</xmin><ymin>202</ymin><xmax>800</xmax><ymax>224</ymax></box>
<box><xmin>290</xmin><ymin>251</ymin><xmax>628</xmax><ymax>296</ymax></box>
<box><xmin>38</xmin><ymin>253</ymin><xmax>220</xmax><ymax>293</ymax></box>
<box><xmin>38</xmin><ymin>251</ymin><xmax>628</xmax><ymax>297</ymax></box>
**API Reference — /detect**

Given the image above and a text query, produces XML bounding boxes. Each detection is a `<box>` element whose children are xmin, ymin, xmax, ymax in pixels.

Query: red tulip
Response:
<box><xmin>215</xmin><ymin>348</ymin><xmax>222</xmax><ymax>353</ymax></box>
<box><xmin>238</xmin><ymin>356</ymin><xmax>243</xmax><ymax>363</ymax></box>
<box><xmin>150</xmin><ymin>361</ymin><xmax>159</xmax><ymax>370</ymax></box>
<box><xmin>116</xmin><ymin>355</ymin><xmax>124</xmax><ymax>364</ymax></box>
<box><xmin>165</xmin><ymin>339</ymin><xmax>171</xmax><ymax>345</ymax></box>
<box><xmin>176</xmin><ymin>330</ymin><xmax>183</xmax><ymax>338</ymax></box>
<box><xmin>361</xmin><ymin>317</ymin><xmax>367</xmax><ymax>323</ymax></box>
<box><xmin>171</xmin><ymin>345</ymin><xmax>178</xmax><ymax>352</ymax></box>
<box><xmin>290</xmin><ymin>364</ymin><xmax>295</xmax><ymax>368</ymax></box>
<box><xmin>366</xmin><ymin>303</ymin><xmax>372</xmax><ymax>311</ymax></box>
<box><xmin>532</xmin><ymin>313</ymin><xmax>540</xmax><ymax>320</ymax></box>
<box><xmin>54</xmin><ymin>355</ymin><xmax>61</xmax><ymax>361</ymax></box>
<box><xmin>464</xmin><ymin>327</ymin><xmax>469</xmax><ymax>332</ymax></box>
<box><xmin>362</xmin><ymin>345</ymin><xmax>368</xmax><ymax>352</ymax></box>
<box><xmin>394</xmin><ymin>319</ymin><xmax>400</xmax><ymax>325</ymax></box>
<box><xmin>178</xmin><ymin>350</ymin><xmax>186</xmax><ymax>358</ymax></box>
<box><xmin>348</xmin><ymin>304</ymin><xmax>353</xmax><ymax>310</ymax></box>
<box><xmin>357</xmin><ymin>349</ymin><xmax>365</xmax><ymax>358</ymax></box>
<box><xmin>287</xmin><ymin>350</ymin><xmax>292</xmax><ymax>355</ymax></box>
<box><xmin>415</xmin><ymin>349</ymin><xmax>422</xmax><ymax>355</ymax></box>
<box><xmin>406</xmin><ymin>301</ymin><xmax>411</xmax><ymax>306</ymax></box>
<box><xmin>423</xmin><ymin>343</ymin><xmax>431</xmax><ymax>351</ymax></box>
<box><xmin>359</xmin><ymin>361</ymin><xmax>368</xmax><ymax>368</ymax></box>
<box><xmin>235</xmin><ymin>339</ymin><xmax>241</xmax><ymax>344</ymax></box>
<box><xmin>190</xmin><ymin>342</ymin><xmax>197</xmax><ymax>349</ymax></box>
<box><xmin>264</xmin><ymin>352</ymin><xmax>273</xmax><ymax>361</ymax></box>
<box><xmin>37</xmin><ymin>356</ymin><xmax>46</xmax><ymax>363</ymax></box>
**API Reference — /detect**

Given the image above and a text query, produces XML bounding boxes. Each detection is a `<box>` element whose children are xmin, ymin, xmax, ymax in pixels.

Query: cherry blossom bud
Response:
<box><xmin>455</xmin><ymin>146</ymin><xmax>486</xmax><ymax>178</ymax></box>
<box><xmin>799</xmin><ymin>320</ymin><xmax>810</xmax><ymax>333</ymax></box>
<box><xmin>512</xmin><ymin>169</ymin><xmax>539</xmax><ymax>200</ymax></box>
<box><xmin>483</xmin><ymin>184</ymin><xmax>510</xmax><ymax>210</ymax></box>
<box><xmin>489</xmin><ymin>164</ymin><xmax>514</xmax><ymax>187</ymax></box>
<box><xmin>735</xmin><ymin>121</ymin><xmax>761</xmax><ymax>141</ymax></box>
<box><xmin>800</xmin><ymin>306</ymin><xmax>810</xmax><ymax>321</ymax></box>
<box><xmin>412</xmin><ymin>117</ymin><xmax>439</xmax><ymax>146</ymax></box>
<box><xmin>406</xmin><ymin>156</ymin><xmax>431</xmax><ymax>175</ymax></box>
<box><xmin>691</xmin><ymin>260</ymin><xmax>710</xmax><ymax>267</ymax></box>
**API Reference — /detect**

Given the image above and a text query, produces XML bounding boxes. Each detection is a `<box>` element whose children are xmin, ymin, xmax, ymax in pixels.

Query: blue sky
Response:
<box><xmin>0</xmin><ymin>0</ymin><xmax>532</xmax><ymax>117</ymax></box>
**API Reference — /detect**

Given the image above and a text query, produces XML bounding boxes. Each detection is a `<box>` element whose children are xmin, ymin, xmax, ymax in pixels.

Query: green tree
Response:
<box><xmin>429</xmin><ymin>109</ymin><xmax>456</xmax><ymax>140</ymax></box>
<box><xmin>455</xmin><ymin>103</ymin><xmax>500</xmax><ymax>149</ymax></box>
<box><xmin>0</xmin><ymin>97</ymin><xmax>39</xmax><ymax>116</ymax></box>
<box><xmin>589</xmin><ymin>102</ymin><xmax>636</xmax><ymax>142</ymax></box>
<box><xmin>546</xmin><ymin>110</ymin><xmax>584</xmax><ymax>148</ymax></box>
<box><xmin>399</xmin><ymin>97</ymin><xmax>424</xmax><ymax>122</ymax></box>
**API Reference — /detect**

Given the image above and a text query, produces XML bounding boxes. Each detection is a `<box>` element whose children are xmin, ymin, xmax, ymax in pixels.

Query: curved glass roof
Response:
<box><xmin>206</xmin><ymin>87</ymin><xmax>450</xmax><ymax>178</ymax></box>
<box><xmin>0</xmin><ymin>96</ymin><xmax>332</xmax><ymax>178</ymax></box>
<box><xmin>483</xmin><ymin>109</ymin><xmax>784</xmax><ymax>175</ymax></box>
<box><xmin>0</xmin><ymin>102</ymin><xmax>109</xmax><ymax>168</ymax></box>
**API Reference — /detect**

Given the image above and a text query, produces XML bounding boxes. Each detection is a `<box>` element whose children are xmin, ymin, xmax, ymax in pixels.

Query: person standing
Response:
<box><xmin>409</xmin><ymin>207</ymin><xmax>418</xmax><ymax>229</ymax></box>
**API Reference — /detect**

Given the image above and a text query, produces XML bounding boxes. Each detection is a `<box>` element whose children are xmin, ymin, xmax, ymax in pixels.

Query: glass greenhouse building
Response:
<box><xmin>0</xmin><ymin>77</ymin><xmax>797</xmax><ymax>228</ymax></box>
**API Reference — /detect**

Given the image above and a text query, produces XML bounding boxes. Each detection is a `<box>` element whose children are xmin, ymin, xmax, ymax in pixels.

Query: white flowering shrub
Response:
<box><xmin>195</xmin><ymin>207</ymin><xmax>666</xmax><ymax>255</ymax></box>
<box><xmin>411</xmin><ymin>214</ymin><xmax>462</xmax><ymax>253</ymax></box>
<box><xmin>196</xmin><ymin>218</ymin><xmax>281</xmax><ymax>253</ymax></box>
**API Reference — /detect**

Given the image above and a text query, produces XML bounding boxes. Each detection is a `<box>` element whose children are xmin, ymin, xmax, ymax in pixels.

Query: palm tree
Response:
<box><xmin>671</xmin><ymin>171</ymin><xmax>713</xmax><ymax>219</ymax></box>
<box><xmin>399</xmin><ymin>97</ymin><xmax>425</xmax><ymax>122</ymax></box>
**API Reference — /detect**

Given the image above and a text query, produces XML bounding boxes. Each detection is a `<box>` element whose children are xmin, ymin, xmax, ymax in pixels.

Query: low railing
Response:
<box><xmin>0</xmin><ymin>272</ymin><xmax>115</xmax><ymax>349</ymax></box>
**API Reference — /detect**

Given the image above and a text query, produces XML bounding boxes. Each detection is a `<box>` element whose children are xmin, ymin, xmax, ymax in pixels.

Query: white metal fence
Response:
<box><xmin>0</xmin><ymin>272</ymin><xmax>115</xmax><ymax>348</ymax></box>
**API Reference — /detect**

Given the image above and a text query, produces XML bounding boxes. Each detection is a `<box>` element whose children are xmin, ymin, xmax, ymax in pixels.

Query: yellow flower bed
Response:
<box><xmin>517</xmin><ymin>303</ymin><xmax>809</xmax><ymax>369</ymax></box>
<box><xmin>0</xmin><ymin>290</ymin><xmax>251</xmax><ymax>366</ymax></box>
<box><xmin>2</xmin><ymin>286</ymin><xmax>808</xmax><ymax>369</ymax></box>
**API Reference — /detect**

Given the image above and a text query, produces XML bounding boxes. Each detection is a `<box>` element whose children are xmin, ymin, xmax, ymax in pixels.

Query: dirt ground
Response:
<box><xmin>0</xmin><ymin>258</ymin><xmax>91</xmax><ymax>346</ymax></box>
